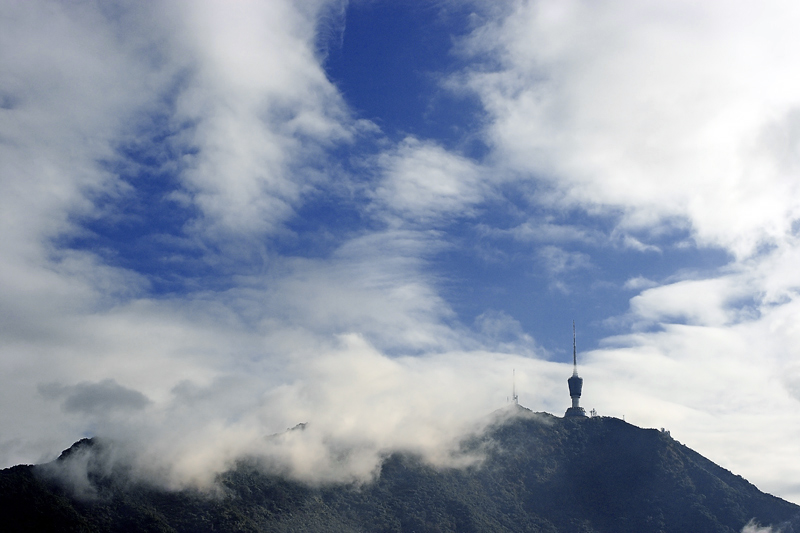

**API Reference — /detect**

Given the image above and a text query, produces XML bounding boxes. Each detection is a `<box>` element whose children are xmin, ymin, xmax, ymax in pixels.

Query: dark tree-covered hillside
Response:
<box><xmin>2</xmin><ymin>406</ymin><xmax>798</xmax><ymax>532</ymax></box>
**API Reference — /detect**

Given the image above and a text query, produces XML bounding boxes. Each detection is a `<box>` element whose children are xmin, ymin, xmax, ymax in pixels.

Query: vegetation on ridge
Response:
<box><xmin>1</xmin><ymin>407</ymin><xmax>798</xmax><ymax>532</ymax></box>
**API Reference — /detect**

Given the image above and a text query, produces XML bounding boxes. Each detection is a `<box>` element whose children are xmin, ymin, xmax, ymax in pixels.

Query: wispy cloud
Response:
<box><xmin>374</xmin><ymin>137</ymin><xmax>486</xmax><ymax>226</ymax></box>
<box><xmin>538</xmin><ymin>245</ymin><xmax>591</xmax><ymax>275</ymax></box>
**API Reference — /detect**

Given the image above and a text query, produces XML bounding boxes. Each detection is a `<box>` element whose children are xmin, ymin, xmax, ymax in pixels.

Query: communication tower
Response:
<box><xmin>564</xmin><ymin>321</ymin><xmax>586</xmax><ymax>417</ymax></box>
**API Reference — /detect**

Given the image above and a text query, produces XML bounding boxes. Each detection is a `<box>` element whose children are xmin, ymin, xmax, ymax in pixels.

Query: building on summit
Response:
<box><xmin>564</xmin><ymin>321</ymin><xmax>586</xmax><ymax>418</ymax></box>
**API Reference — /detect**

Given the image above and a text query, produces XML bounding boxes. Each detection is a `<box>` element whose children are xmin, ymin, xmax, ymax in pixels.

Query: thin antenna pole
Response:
<box><xmin>512</xmin><ymin>369</ymin><xmax>519</xmax><ymax>405</ymax></box>
<box><xmin>572</xmin><ymin>320</ymin><xmax>578</xmax><ymax>376</ymax></box>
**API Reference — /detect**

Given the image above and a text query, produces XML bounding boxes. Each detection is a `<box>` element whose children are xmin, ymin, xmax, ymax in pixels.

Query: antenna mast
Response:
<box><xmin>512</xmin><ymin>369</ymin><xmax>519</xmax><ymax>405</ymax></box>
<box><xmin>572</xmin><ymin>320</ymin><xmax>578</xmax><ymax>376</ymax></box>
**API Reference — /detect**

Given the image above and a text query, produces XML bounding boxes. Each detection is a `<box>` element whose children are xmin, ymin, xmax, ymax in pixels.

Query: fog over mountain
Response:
<box><xmin>2</xmin><ymin>0</ymin><xmax>800</xmax><ymax>506</ymax></box>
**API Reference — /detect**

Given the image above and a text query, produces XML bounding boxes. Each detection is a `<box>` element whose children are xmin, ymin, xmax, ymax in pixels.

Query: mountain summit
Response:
<box><xmin>2</xmin><ymin>407</ymin><xmax>798</xmax><ymax>532</ymax></box>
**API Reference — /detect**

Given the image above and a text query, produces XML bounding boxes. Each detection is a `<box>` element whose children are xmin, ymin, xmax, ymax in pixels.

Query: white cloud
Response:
<box><xmin>506</xmin><ymin>220</ymin><xmax>602</xmax><ymax>245</ymax></box>
<box><xmin>741</xmin><ymin>521</ymin><xmax>778</xmax><ymax>533</ymax></box>
<box><xmin>463</xmin><ymin>0</ymin><xmax>800</xmax><ymax>258</ymax></box>
<box><xmin>629</xmin><ymin>278</ymin><xmax>738</xmax><ymax>327</ymax></box>
<box><xmin>168</xmin><ymin>0</ymin><xmax>356</xmax><ymax>241</ymax></box>
<box><xmin>538</xmin><ymin>245</ymin><xmax>591</xmax><ymax>275</ymax></box>
<box><xmin>474</xmin><ymin>309</ymin><xmax>540</xmax><ymax>356</ymax></box>
<box><xmin>623</xmin><ymin>276</ymin><xmax>658</xmax><ymax>291</ymax></box>
<box><xmin>234</xmin><ymin>229</ymin><xmax>466</xmax><ymax>353</ymax></box>
<box><xmin>0</xmin><ymin>1</ymin><xmax>156</xmax><ymax>261</ymax></box>
<box><xmin>374</xmin><ymin>137</ymin><xmax>487</xmax><ymax>226</ymax></box>
<box><xmin>0</xmin><ymin>0</ymin><xmax>357</xmax><ymax>257</ymax></box>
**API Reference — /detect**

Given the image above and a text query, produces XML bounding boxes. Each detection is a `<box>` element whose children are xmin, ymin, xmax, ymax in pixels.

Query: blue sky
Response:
<box><xmin>3</xmin><ymin>0</ymin><xmax>800</xmax><ymax>504</ymax></box>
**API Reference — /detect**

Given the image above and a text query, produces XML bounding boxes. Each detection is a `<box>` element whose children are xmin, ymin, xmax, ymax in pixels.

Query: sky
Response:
<box><xmin>3</xmin><ymin>0</ymin><xmax>800</xmax><ymax>504</ymax></box>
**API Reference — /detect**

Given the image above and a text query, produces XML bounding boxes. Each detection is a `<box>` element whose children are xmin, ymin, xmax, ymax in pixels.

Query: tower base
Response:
<box><xmin>564</xmin><ymin>407</ymin><xmax>586</xmax><ymax>418</ymax></box>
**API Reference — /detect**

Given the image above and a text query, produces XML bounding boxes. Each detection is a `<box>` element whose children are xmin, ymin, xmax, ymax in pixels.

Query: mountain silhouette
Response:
<box><xmin>2</xmin><ymin>405</ymin><xmax>798</xmax><ymax>532</ymax></box>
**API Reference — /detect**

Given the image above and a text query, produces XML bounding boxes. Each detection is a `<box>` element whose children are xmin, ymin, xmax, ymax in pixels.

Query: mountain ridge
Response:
<box><xmin>2</xmin><ymin>405</ymin><xmax>798</xmax><ymax>532</ymax></box>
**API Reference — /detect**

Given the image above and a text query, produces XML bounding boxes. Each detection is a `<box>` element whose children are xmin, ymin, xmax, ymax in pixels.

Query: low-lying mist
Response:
<box><xmin>34</xmin><ymin>331</ymin><xmax>562</xmax><ymax>494</ymax></box>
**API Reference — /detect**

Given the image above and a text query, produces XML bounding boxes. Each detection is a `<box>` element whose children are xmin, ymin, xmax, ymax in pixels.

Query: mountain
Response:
<box><xmin>2</xmin><ymin>406</ymin><xmax>799</xmax><ymax>532</ymax></box>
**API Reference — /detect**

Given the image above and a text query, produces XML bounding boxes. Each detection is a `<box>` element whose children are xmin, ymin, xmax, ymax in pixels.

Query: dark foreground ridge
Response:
<box><xmin>2</xmin><ymin>407</ymin><xmax>799</xmax><ymax>532</ymax></box>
